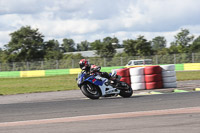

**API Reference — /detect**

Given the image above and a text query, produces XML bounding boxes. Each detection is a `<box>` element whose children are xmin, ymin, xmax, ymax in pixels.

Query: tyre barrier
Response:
<box><xmin>113</xmin><ymin>65</ymin><xmax>177</xmax><ymax>91</ymax></box>
<box><xmin>162</xmin><ymin>71</ymin><xmax>176</xmax><ymax>77</ymax></box>
<box><xmin>130</xmin><ymin>75</ymin><xmax>145</xmax><ymax>83</ymax></box>
<box><xmin>163</xmin><ymin>82</ymin><xmax>177</xmax><ymax>88</ymax></box>
<box><xmin>130</xmin><ymin>67</ymin><xmax>146</xmax><ymax>90</ymax></box>
<box><xmin>162</xmin><ymin>76</ymin><xmax>177</xmax><ymax>83</ymax></box>
<box><xmin>160</xmin><ymin>64</ymin><xmax>175</xmax><ymax>71</ymax></box>
<box><xmin>144</xmin><ymin>66</ymin><xmax>162</xmax><ymax>75</ymax></box>
<box><xmin>130</xmin><ymin>67</ymin><xmax>144</xmax><ymax>76</ymax></box>
<box><xmin>116</xmin><ymin>68</ymin><xmax>130</xmax><ymax>77</ymax></box>
<box><xmin>145</xmin><ymin>74</ymin><xmax>162</xmax><ymax>83</ymax></box>
<box><xmin>120</xmin><ymin>76</ymin><xmax>131</xmax><ymax>86</ymax></box>
<box><xmin>131</xmin><ymin>83</ymin><xmax>146</xmax><ymax>91</ymax></box>
<box><xmin>160</xmin><ymin>65</ymin><xmax>177</xmax><ymax>88</ymax></box>
<box><xmin>116</xmin><ymin>68</ymin><xmax>131</xmax><ymax>86</ymax></box>
<box><xmin>144</xmin><ymin>66</ymin><xmax>163</xmax><ymax>90</ymax></box>
<box><xmin>146</xmin><ymin>81</ymin><xmax>163</xmax><ymax>90</ymax></box>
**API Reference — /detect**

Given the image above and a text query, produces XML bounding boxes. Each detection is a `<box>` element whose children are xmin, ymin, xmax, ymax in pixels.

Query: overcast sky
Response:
<box><xmin>0</xmin><ymin>0</ymin><xmax>200</xmax><ymax>48</ymax></box>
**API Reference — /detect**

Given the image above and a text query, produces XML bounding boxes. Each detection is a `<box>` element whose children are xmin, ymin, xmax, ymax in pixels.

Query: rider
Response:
<box><xmin>79</xmin><ymin>59</ymin><xmax>91</xmax><ymax>74</ymax></box>
<box><xmin>79</xmin><ymin>59</ymin><xmax>111</xmax><ymax>79</ymax></box>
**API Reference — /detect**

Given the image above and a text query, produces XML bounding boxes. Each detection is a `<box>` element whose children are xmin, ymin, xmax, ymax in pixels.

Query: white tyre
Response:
<box><xmin>163</xmin><ymin>76</ymin><xmax>177</xmax><ymax>83</ymax></box>
<box><xmin>130</xmin><ymin>67</ymin><xmax>144</xmax><ymax>76</ymax></box>
<box><xmin>160</xmin><ymin>64</ymin><xmax>175</xmax><ymax>71</ymax></box>
<box><xmin>163</xmin><ymin>82</ymin><xmax>177</xmax><ymax>88</ymax></box>
<box><xmin>162</xmin><ymin>71</ymin><xmax>176</xmax><ymax>77</ymax></box>
<box><xmin>130</xmin><ymin>75</ymin><xmax>145</xmax><ymax>83</ymax></box>
<box><xmin>131</xmin><ymin>83</ymin><xmax>146</xmax><ymax>90</ymax></box>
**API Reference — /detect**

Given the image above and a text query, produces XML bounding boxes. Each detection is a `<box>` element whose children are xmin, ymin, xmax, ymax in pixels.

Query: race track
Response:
<box><xmin>0</xmin><ymin>91</ymin><xmax>200</xmax><ymax>133</ymax></box>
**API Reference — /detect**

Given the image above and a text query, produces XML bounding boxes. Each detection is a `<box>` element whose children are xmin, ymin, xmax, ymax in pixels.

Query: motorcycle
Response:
<box><xmin>76</xmin><ymin>70</ymin><xmax>133</xmax><ymax>99</ymax></box>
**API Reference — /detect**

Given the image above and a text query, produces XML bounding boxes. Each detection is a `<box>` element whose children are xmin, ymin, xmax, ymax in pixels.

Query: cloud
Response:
<box><xmin>0</xmin><ymin>0</ymin><xmax>200</xmax><ymax>48</ymax></box>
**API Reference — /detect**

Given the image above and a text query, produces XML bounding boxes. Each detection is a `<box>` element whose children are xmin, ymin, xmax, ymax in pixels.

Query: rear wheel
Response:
<box><xmin>119</xmin><ymin>82</ymin><xmax>133</xmax><ymax>98</ymax></box>
<box><xmin>80</xmin><ymin>83</ymin><xmax>101</xmax><ymax>99</ymax></box>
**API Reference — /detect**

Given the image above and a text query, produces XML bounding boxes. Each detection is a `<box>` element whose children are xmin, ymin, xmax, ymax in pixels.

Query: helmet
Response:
<box><xmin>90</xmin><ymin>65</ymin><xmax>101</xmax><ymax>73</ymax></box>
<box><xmin>79</xmin><ymin>59</ymin><xmax>89</xmax><ymax>70</ymax></box>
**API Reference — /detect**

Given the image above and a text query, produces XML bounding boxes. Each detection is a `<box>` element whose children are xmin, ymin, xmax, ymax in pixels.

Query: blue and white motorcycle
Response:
<box><xmin>76</xmin><ymin>71</ymin><xmax>133</xmax><ymax>99</ymax></box>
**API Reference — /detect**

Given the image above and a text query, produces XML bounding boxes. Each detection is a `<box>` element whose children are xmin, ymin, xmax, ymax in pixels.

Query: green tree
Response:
<box><xmin>79</xmin><ymin>40</ymin><xmax>90</xmax><ymax>51</ymax></box>
<box><xmin>123</xmin><ymin>36</ymin><xmax>153</xmax><ymax>56</ymax></box>
<box><xmin>91</xmin><ymin>40</ymin><xmax>102</xmax><ymax>51</ymax></box>
<box><xmin>151</xmin><ymin>36</ymin><xmax>166</xmax><ymax>51</ymax></box>
<box><xmin>135</xmin><ymin>36</ymin><xmax>153</xmax><ymax>56</ymax></box>
<box><xmin>123</xmin><ymin>39</ymin><xmax>137</xmax><ymax>56</ymax></box>
<box><xmin>43</xmin><ymin>39</ymin><xmax>62</xmax><ymax>60</ymax></box>
<box><xmin>170</xmin><ymin>29</ymin><xmax>194</xmax><ymax>53</ymax></box>
<box><xmin>91</xmin><ymin>37</ymin><xmax>117</xmax><ymax>58</ymax></box>
<box><xmin>174</xmin><ymin>29</ymin><xmax>194</xmax><ymax>46</ymax></box>
<box><xmin>189</xmin><ymin>36</ymin><xmax>200</xmax><ymax>53</ymax></box>
<box><xmin>4</xmin><ymin>26</ymin><xmax>44</xmax><ymax>62</ymax></box>
<box><xmin>61</xmin><ymin>38</ymin><xmax>75</xmax><ymax>52</ymax></box>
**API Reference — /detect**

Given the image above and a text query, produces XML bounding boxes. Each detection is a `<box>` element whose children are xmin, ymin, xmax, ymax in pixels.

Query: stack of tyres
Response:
<box><xmin>160</xmin><ymin>65</ymin><xmax>177</xmax><ymax>88</ymax></box>
<box><xmin>116</xmin><ymin>68</ymin><xmax>131</xmax><ymax>86</ymax></box>
<box><xmin>144</xmin><ymin>66</ymin><xmax>163</xmax><ymax>90</ymax></box>
<box><xmin>129</xmin><ymin>67</ymin><xmax>146</xmax><ymax>90</ymax></box>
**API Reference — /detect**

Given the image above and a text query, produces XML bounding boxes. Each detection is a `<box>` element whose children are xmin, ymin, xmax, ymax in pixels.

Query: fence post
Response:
<box><xmin>192</xmin><ymin>53</ymin><xmax>194</xmax><ymax>63</ymax></box>
<box><xmin>120</xmin><ymin>57</ymin><xmax>123</xmax><ymax>66</ymax></box>
<box><xmin>56</xmin><ymin>60</ymin><xmax>59</xmax><ymax>69</ymax></box>
<box><xmin>174</xmin><ymin>54</ymin><xmax>176</xmax><ymax>64</ymax></box>
<box><xmin>26</xmin><ymin>62</ymin><xmax>29</xmax><ymax>70</ymax></box>
<box><xmin>41</xmin><ymin>61</ymin><xmax>44</xmax><ymax>70</ymax></box>
<box><xmin>156</xmin><ymin>55</ymin><xmax>158</xmax><ymax>64</ymax></box>
<box><xmin>12</xmin><ymin>62</ymin><xmax>15</xmax><ymax>71</ymax></box>
<box><xmin>104</xmin><ymin>58</ymin><xmax>106</xmax><ymax>67</ymax></box>
<box><xmin>0</xmin><ymin>63</ymin><xmax>1</xmax><ymax>71</ymax></box>
<box><xmin>72</xmin><ymin>59</ymin><xmax>74</xmax><ymax>68</ymax></box>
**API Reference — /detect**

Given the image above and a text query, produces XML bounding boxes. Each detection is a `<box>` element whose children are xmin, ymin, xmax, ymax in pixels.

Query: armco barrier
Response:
<box><xmin>20</xmin><ymin>70</ymin><xmax>45</xmax><ymax>77</ymax></box>
<box><xmin>101</xmin><ymin>66</ymin><xmax>124</xmax><ymax>73</ymax></box>
<box><xmin>0</xmin><ymin>71</ymin><xmax>20</xmax><ymax>78</ymax></box>
<box><xmin>45</xmin><ymin>69</ymin><xmax>69</xmax><ymax>76</ymax></box>
<box><xmin>184</xmin><ymin>63</ymin><xmax>200</xmax><ymax>71</ymax></box>
<box><xmin>69</xmin><ymin>68</ymin><xmax>82</xmax><ymax>74</ymax></box>
<box><xmin>175</xmin><ymin>64</ymin><xmax>184</xmax><ymax>71</ymax></box>
<box><xmin>0</xmin><ymin>63</ymin><xmax>200</xmax><ymax>78</ymax></box>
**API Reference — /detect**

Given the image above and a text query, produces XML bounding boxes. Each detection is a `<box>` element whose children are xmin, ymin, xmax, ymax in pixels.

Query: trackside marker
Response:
<box><xmin>195</xmin><ymin>88</ymin><xmax>200</xmax><ymax>91</ymax></box>
<box><xmin>173</xmin><ymin>89</ymin><xmax>189</xmax><ymax>93</ymax></box>
<box><xmin>0</xmin><ymin>107</ymin><xmax>199</xmax><ymax>127</ymax></box>
<box><xmin>149</xmin><ymin>91</ymin><xmax>163</xmax><ymax>95</ymax></box>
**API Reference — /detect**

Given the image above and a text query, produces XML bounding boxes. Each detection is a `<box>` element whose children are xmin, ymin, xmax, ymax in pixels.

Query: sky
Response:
<box><xmin>0</xmin><ymin>0</ymin><xmax>200</xmax><ymax>48</ymax></box>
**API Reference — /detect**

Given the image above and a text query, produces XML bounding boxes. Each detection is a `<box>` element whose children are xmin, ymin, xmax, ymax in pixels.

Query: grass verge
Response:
<box><xmin>0</xmin><ymin>71</ymin><xmax>200</xmax><ymax>95</ymax></box>
<box><xmin>0</xmin><ymin>74</ymin><xmax>78</xmax><ymax>95</ymax></box>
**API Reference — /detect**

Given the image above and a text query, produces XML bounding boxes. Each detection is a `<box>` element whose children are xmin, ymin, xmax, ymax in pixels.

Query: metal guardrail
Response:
<box><xmin>0</xmin><ymin>53</ymin><xmax>200</xmax><ymax>71</ymax></box>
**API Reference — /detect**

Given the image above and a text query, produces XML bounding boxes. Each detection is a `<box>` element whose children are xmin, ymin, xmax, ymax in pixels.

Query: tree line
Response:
<box><xmin>0</xmin><ymin>26</ymin><xmax>200</xmax><ymax>63</ymax></box>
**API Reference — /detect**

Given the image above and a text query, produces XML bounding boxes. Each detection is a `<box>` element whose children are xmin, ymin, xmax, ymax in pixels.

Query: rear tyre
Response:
<box><xmin>119</xmin><ymin>82</ymin><xmax>133</xmax><ymax>98</ymax></box>
<box><xmin>80</xmin><ymin>83</ymin><xmax>101</xmax><ymax>99</ymax></box>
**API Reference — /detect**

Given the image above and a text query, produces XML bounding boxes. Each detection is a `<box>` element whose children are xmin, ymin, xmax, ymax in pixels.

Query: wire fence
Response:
<box><xmin>0</xmin><ymin>53</ymin><xmax>200</xmax><ymax>71</ymax></box>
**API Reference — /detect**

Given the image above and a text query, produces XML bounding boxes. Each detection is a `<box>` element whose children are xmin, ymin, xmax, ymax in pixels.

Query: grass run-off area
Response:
<box><xmin>0</xmin><ymin>71</ymin><xmax>200</xmax><ymax>95</ymax></box>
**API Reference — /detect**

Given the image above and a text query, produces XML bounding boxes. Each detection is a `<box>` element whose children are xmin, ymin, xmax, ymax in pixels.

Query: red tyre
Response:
<box><xmin>145</xmin><ymin>74</ymin><xmax>162</xmax><ymax>82</ymax></box>
<box><xmin>144</xmin><ymin>66</ymin><xmax>162</xmax><ymax>75</ymax></box>
<box><xmin>145</xmin><ymin>81</ymin><xmax>163</xmax><ymax>90</ymax></box>
<box><xmin>120</xmin><ymin>76</ymin><xmax>131</xmax><ymax>86</ymax></box>
<box><xmin>116</xmin><ymin>68</ymin><xmax>130</xmax><ymax>77</ymax></box>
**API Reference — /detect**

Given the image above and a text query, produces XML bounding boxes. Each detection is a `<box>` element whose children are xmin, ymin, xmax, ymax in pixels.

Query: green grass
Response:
<box><xmin>0</xmin><ymin>74</ymin><xmax>79</xmax><ymax>95</ymax></box>
<box><xmin>0</xmin><ymin>71</ymin><xmax>200</xmax><ymax>95</ymax></box>
<box><xmin>176</xmin><ymin>71</ymin><xmax>200</xmax><ymax>81</ymax></box>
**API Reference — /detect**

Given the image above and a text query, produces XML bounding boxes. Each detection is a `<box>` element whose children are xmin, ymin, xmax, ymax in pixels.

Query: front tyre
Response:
<box><xmin>80</xmin><ymin>83</ymin><xmax>101</xmax><ymax>99</ymax></box>
<box><xmin>119</xmin><ymin>82</ymin><xmax>133</xmax><ymax>98</ymax></box>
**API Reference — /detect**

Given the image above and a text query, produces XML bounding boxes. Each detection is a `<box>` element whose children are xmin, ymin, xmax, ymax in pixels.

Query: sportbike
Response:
<box><xmin>76</xmin><ymin>71</ymin><xmax>133</xmax><ymax>99</ymax></box>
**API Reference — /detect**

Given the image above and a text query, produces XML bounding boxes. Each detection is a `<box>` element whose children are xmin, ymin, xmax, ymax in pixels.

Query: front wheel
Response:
<box><xmin>80</xmin><ymin>83</ymin><xmax>101</xmax><ymax>99</ymax></box>
<box><xmin>119</xmin><ymin>82</ymin><xmax>133</xmax><ymax>98</ymax></box>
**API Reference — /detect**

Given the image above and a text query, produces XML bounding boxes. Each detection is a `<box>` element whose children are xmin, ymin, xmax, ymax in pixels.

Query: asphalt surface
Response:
<box><xmin>0</xmin><ymin>80</ymin><xmax>199</xmax><ymax>133</ymax></box>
